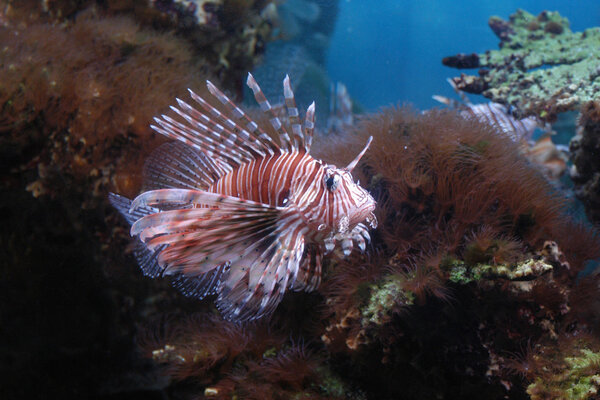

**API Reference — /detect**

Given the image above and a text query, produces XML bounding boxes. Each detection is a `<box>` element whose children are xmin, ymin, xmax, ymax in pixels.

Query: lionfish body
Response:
<box><xmin>110</xmin><ymin>74</ymin><xmax>377</xmax><ymax>322</ymax></box>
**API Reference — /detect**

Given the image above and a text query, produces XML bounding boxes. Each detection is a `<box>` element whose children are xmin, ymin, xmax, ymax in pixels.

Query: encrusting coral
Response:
<box><xmin>443</xmin><ymin>9</ymin><xmax>600</xmax><ymax>121</ymax></box>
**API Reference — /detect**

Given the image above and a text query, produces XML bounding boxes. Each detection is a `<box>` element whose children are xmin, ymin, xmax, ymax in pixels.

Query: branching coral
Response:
<box><xmin>443</xmin><ymin>9</ymin><xmax>600</xmax><ymax>121</ymax></box>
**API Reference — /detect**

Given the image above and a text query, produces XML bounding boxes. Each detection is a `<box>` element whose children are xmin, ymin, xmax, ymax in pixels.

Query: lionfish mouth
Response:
<box><xmin>365</xmin><ymin>211</ymin><xmax>378</xmax><ymax>229</ymax></box>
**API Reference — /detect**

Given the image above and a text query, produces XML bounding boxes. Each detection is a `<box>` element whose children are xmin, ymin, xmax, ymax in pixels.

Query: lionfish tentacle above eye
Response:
<box><xmin>346</xmin><ymin>136</ymin><xmax>373</xmax><ymax>172</ymax></box>
<box><xmin>110</xmin><ymin>73</ymin><xmax>377</xmax><ymax>322</ymax></box>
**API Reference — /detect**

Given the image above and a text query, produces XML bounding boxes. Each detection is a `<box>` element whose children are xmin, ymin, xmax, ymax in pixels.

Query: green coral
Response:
<box><xmin>360</xmin><ymin>257</ymin><xmax>552</xmax><ymax>326</ymax></box>
<box><xmin>448</xmin><ymin>263</ymin><xmax>479</xmax><ymax>284</ymax></box>
<box><xmin>361</xmin><ymin>277</ymin><xmax>414</xmax><ymax>326</ymax></box>
<box><xmin>316</xmin><ymin>366</ymin><xmax>362</xmax><ymax>398</ymax></box>
<box><xmin>447</xmin><ymin>258</ymin><xmax>552</xmax><ymax>284</ymax></box>
<box><xmin>527</xmin><ymin>349</ymin><xmax>600</xmax><ymax>400</ymax></box>
<box><xmin>446</xmin><ymin>9</ymin><xmax>600</xmax><ymax>119</ymax></box>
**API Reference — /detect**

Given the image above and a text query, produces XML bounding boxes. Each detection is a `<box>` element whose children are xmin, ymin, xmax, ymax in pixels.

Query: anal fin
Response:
<box><xmin>170</xmin><ymin>263</ymin><xmax>230</xmax><ymax>300</ymax></box>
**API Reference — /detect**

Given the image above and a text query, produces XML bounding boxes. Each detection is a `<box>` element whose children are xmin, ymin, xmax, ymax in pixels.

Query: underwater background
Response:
<box><xmin>328</xmin><ymin>0</ymin><xmax>600</xmax><ymax>110</ymax></box>
<box><xmin>3</xmin><ymin>0</ymin><xmax>600</xmax><ymax>399</ymax></box>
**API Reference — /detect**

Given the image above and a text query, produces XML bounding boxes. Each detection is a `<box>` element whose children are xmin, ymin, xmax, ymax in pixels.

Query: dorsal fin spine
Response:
<box><xmin>152</xmin><ymin>114</ymin><xmax>244</xmax><ymax>166</ymax></box>
<box><xmin>204</xmin><ymin>81</ymin><xmax>278</xmax><ymax>156</ymax></box>
<box><xmin>246</xmin><ymin>72</ymin><xmax>294</xmax><ymax>152</ymax></box>
<box><xmin>173</xmin><ymin>97</ymin><xmax>260</xmax><ymax>160</ymax></box>
<box><xmin>187</xmin><ymin>90</ymin><xmax>267</xmax><ymax>159</ymax></box>
<box><xmin>150</xmin><ymin>119</ymin><xmax>242</xmax><ymax>168</ymax></box>
<box><xmin>304</xmin><ymin>102</ymin><xmax>315</xmax><ymax>152</ymax></box>
<box><xmin>283</xmin><ymin>74</ymin><xmax>304</xmax><ymax>152</ymax></box>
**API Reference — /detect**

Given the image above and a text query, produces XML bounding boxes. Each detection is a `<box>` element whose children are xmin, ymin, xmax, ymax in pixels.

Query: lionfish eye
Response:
<box><xmin>325</xmin><ymin>174</ymin><xmax>340</xmax><ymax>192</ymax></box>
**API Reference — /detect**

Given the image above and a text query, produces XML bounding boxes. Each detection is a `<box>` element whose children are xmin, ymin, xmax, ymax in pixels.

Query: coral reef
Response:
<box><xmin>138</xmin><ymin>107</ymin><xmax>600</xmax><ymax>399</ymax></box>
<box><xmin>433</xmin><ymin>80</ymin><xmax>568</xmax><ymax>181</ymax></box>
<box><xmin>0</xmin><ymin>4</ymin><xmax>265</xmax><ymax>398</ymax></box>
<box><xmin>570</xmin><ymin>101</ymin><xmax>600</xmax><ymax>224</ymax></box>
<box><xmin>0</xmin><ymin>8</ymin><xmax>217</xmax><ymax>203</ymax></box>
<box><xmin>520</xmin><ymin>335</ymin><xmax>600</xmax><ymax>400</ymax></box>
<box><xmin>3</xmin><ymin>0</ymin><xmax>275</xmax><ymax>97</ymax></box>
<box><xmin>4</xmin><ymin>3</ymin><xmax>600</xmax><ymax>399</ymax></box>
<box><xmin>443</xmin><ymin>9</ymin><xmax>600</xmax><ymax>121</ymax></box>
<box><xmin>138</xmin><ymin>0</ymin><xmax>275</xmax><ymax>94</ymax></box>
<box><xmin>140</xmin><ymin>313</ymin><xmax>358</xmax><ymax>399</ymax></box>
<box><xmin>311</xmin><ymin>107</ymin><xmax>600</xmax><ymax>399</ymax></box>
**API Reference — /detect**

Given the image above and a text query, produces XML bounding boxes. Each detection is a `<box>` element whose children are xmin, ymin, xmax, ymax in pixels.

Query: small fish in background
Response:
<box><xmin>109</xmin><ymin>74</ymin><xmax>377</xmax><ymax>322</ymax></box>
<box><xmin>327</xmin><ymin>82</ymin><xmax>353</xmax><ymax>134</ymax></box>
<box><xmin>433</xmin><ymin>78</ymin><xmax>540</xmax><ymax>142</ymax></box>
<box><xmin>523</xmin><ymin>136</ymin><xmax>569</xmax><ymax>181</ymax></box>
<box><xmin>434</xmin><ymin>78</ymin><xmax>568</xmax><ymax>180</ymax></box>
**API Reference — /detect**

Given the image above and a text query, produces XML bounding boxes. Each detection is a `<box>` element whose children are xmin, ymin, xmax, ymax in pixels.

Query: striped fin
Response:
<box><xmin>246</xmin><ymin>72</ymin><xmax>294</xmax><ymax>152</ymax></box>
<box><xmin>182</xmin><ymin>91</ymin><xmax>270</xmax><ymax>160</ymax></box>
<box><xmin>432</xmin><ymin>94</ymin><xmax>462</xmax><ymax>108</ymax></box>
<box><xmin>151</xmin><ymin>78</ymin><xmax>285</xmax><ymax>170</ymax></box>
<box><xmin>283</xmin><ymin>75</ymin><xmax>303</xmax><ymax>151</ymax></box>
<box><xmin>109</xmin><ymin>192</ymin><xmax>232</xmax><ymax>297</ymax></box>
<box><xmin>109</xmin><ymin>193</ymin><xmax>165</xmax><ymax>278</ymax></box>
<box><xmin>216</xmin><ymin>225</ymin><xmax>305</xmax><ymax>321</ymax></box>
<box><xmin>142</xmin><ymin>141</ymin><xmax>224</xmax><ymax>191</ymax></box>
<box><xmin>130</xmin><ymin>188</ymin><xmax>274</xmax><ymax>213</ymax></box>
<box><xmin>172</xmin><ymin>97</ymin><xmax>259</xmax><ymax>163</ymax></box>
<box><xmin>173</xmin><ymin>95</ymin><xmax>255</xmax><ymax>161</ymax></box>
<box><xmin>292</xmin><ymin>244</ymin><xmax>322</xmax><ymax>292</ymax></box>
<box><xmin>110</xmin><ymin>192</ymin><xmax>157</xmax><ymax>226</ymax></box>
<box><xmin>151</xmin><ymin>110</ymin><xmax>246</xmax><ymax>169</ymax></box>
<box><xmin>204</xmin><ymin>80</ymin><xmax>279</xmax><ymax>155</ymax></box>
<box><xmin>447</xmin><ymin>77</ymin><xmax>471</xmax><ymax>104</ymax></box>
<box><xmin>465</xmin><ymin>103</ymin><xmax>537</xmax><ymax>142</ymax></box>
<box><xmin>170</xmin><ymin>263</ymin><xmax>229</xmax><ymax>300</ymax></box>
<box><xmin>304</xmin><ymin>102</ymin><xmax>315</xmax><ymax>152</ymax></box>
<box><xmin>128</xmin><ymin>188</ymin><xmax>306</xmax><ymax>321</ymax></box>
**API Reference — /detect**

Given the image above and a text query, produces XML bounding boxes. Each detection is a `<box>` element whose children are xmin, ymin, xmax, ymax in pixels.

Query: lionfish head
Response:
<box><xmin>321</xmin><ymin>136</ymin><xmax>377</xmax><ymax>231</ymax></box>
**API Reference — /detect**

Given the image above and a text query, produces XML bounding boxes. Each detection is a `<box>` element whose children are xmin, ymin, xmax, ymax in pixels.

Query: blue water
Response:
<box><xmin>327</xmin><ymin>1</ymin><xmax>600</xmax><ymax>110</ymax></box>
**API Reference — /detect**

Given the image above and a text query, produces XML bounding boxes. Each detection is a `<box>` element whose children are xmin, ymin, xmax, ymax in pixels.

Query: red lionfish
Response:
<box><xmin>433</xmin><ymin>78</ymin><xmax>567</xmax><ymax>179</ymax></box>
<box><xmin>109</xmin><ymin>73</ymin><xmax>377</xmax><ymax>322</ymax></box>
<box><xmin>433</xmin><ymin>78</ymin><xmax>540</xmax><ymax>142</ymax></box>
